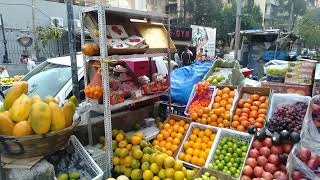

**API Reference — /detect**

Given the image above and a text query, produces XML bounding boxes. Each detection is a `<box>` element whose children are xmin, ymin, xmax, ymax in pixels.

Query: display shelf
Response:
<box><xmin>87</xmin><ymin>90</ymin><xmax>168</xmax><ymax>113</ymax></box>
<box><xmin>86</xmin><ymin>53</ymin><xmax>168</xmax><ymax>62</ymax></box>
<box><xmin>80</xmin><ymin>5</ymin><xmax>168</xmax><ymax>21</ymax></box>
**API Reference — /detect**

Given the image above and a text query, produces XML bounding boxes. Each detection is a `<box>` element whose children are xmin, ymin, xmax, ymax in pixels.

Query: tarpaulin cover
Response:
<box><xmin>170</xmin><ymin>61</ymin><xmax>213</xmax><ymax>104</ymax></box>
<box><xmin>262</xmin><ymin>51</ymin><xmax>288</xmax><ymax>62</ymax></box>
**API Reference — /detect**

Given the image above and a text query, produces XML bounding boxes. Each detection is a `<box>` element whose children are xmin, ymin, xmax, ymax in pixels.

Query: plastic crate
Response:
<box><xmin>205</xmin><ymin>129</ymin><xmax>254</xmax><ymax>179</ymax></box>
<box><xmin>85</xmin><ymin>145</ymin><xmax>107</xmax><ymax>179</ymax></box>
<box><xmin>175</xmin><ymin>122</ymin><xmax>221</xmax><ymax>169</ymax></box>
<box><xmin>159</xmin><ymin>101</ymin><xmax>186</xmax><ymax>120</ymax></box>
<box><xmin>70</xmin><ymin>135</ymin><xmax>104</xmax><ymax>180</ymax></box>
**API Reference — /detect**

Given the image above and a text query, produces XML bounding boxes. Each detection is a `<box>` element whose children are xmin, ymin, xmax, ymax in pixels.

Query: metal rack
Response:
<box><xmin>79</xmin><ymin>5</ymin><xmax>173</xmax><ymax>177</ymax></box>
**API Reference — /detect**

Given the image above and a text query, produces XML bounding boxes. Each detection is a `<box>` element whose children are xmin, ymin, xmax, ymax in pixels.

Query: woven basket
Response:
<box><xmin>0</xmin><ymin>118</ymin><xmax>80</xmax><ymax>158</ymax></box>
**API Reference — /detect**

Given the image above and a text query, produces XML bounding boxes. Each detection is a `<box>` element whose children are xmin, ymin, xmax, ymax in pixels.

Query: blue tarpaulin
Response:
<box><xmin>262</xmin><ymin>51</ymin><xmax>288</xmax><ymax>62</ymax></box>
<box><xmin>170</xmin><ymin>61</ymin><xmax>213</xmax><ymax>104</ymax></box>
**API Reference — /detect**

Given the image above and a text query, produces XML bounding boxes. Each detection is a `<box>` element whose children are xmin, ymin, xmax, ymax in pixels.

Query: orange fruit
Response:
<box><xmin>196</xmin><ymin>118</ymin><xmax>201</xmax><ymax>123</ymax></box>
<box><xmin>239</xmin><ymin>116</ymin><xmax>248</xmax><ymax>122</ymax></box>
<box><xmin>256</xmin><ymin>117</ymin><xmax>265</xmax><ymax>124</ymax></box>
<box><xmin>259</xmin><ymin>96</ymin><xmax>267</xmax><ymax>102</ymax></box>
<box><xmin>198</xmin><ymin>131</ymin><xmax>205</xmax><ymax>138</ymax></box>
<box><xmin>193</xmin><ymin>149</ymin><xmax>200</xmax><ymax>157</ymax></box>
<box><xmin>207</xmin><ymin>141</ymin><xmax>213</xmax><ymax>147</ymax></box>
<box><xmin>193</xmin><ymin>142</ymin><xmax>201</xmax><ymax>149</ymax></box>
<box><xmin>235</xmin><ymin>108</ymin><xmax>242</xmax><ymax>116</ymax></box>
<box><xmin>166</xmin><ymin>150</ymin><xmax>173</xmax><ymax>156</ymax></box>
<box><xmin>173</xmin><ymin>138</ymin><xmax>180</xmax><ymax>145</ymax></box>
<box><xmin>258</xmin><ymin>109</ymin><xmax>267</xmax><ymax>114</ymax></box>
<box><xmin>178</xmin><ymin>127</ymin><xmax>185</xmax><ymax>134</ymax></box>
<box><xmin>216</xmin><ymin>89</ymin><xmax>223</xmax><ymax>96</ymax></box>
<box><xmin>232</xmin><ymin>120</ymin><xmax>240</xmax><ymax>128</ymax></box>
<box><xmin>201</xmin><ymin>143</ymin><xmax>207</xmax><ymax>150</ymax></box>
<box><xmin>202</xmin><ymin>113</ymin><xmax>209</xmax><ymax>119</ymax></box>
<box><xmin>176</xmin><ymin>133</ymin><xmax>183</xmax><ymax>140</ymax></box>
<box><xmin>165</xmin><ymin>142</ymin><xmax>172</xmax><ymax>150</ymax></box>
<box><xmin>223</xmin><ymin>120</ymin><xmax>231</xmax><ymax>127</ymax></box>
<box><xmin>173</xmin><ymin>124</ymin><xmax>179</xmax><ymax>132</ymax></box>
<box><xmin>212</xmin><ymin>103</ymin><xmax>220</xmax><ymax>109</ymax></box>
<box><xmin>197</xmin><ymin>110</ymin><xmax>203</xmax><ymax>117</ymax></box>
<box><xmin>241</xmin><ymin>113</ymin><xmax>249</xmax><ymax>117</ymax></box>
<box><xmin>214</xmin><ymin>109</ymin><xmax>223</xmax><ymax>115</ymax></box>
<box><xmin>167</xmin><ymin>137</ymin><xmax>173</xmax><ymax>142</ymax></box>
<box><xmin>238</xmin><ymin>99</ymin><xmax>245</xmax><ymax>107</ymax></box>
<box><xmin>199</xmin><ymin>151</ymin><xmax>207</xmax><ymax>159</ymax></box>
<box><xmin>233</xmin><ymin>115</ymin><xmax>239</xmax><ymax>122</ymax></box>
<box><xmin>191</xmin><ymin>113</ymin><xmax>198</xmax><ymax>120</ymax></box>
<box><xmin>184</xmin><ymin>124</ymin><xmax>189</xmax><ymax>130</ymax></box>
<box><xmin>157</xmin><ymin>134</ymin><xmax>164</xmax><ymax>141</ymax></box>
<box><xmin>171</xmin><ymin>144</ymin><xmax>178</xmax><ymax>152</ymax></box>
<box><xmin>253</xmin><ymin>101</ymin><xmax>261</xmax><ymax>107</ymax></box>
<box><xmin>153</xmin><ymin>140</ymin><xmax>160</xmax><ymax>146</ymax></box>
<box><xmin>183</xmin><ymin>141</ymin><xmax>191</xmax><ymax>149</ymax></box>
<box><xmin>250</xmin><ymin>94</ymin><xmax>260</xmax><ymax>101</ymax></box>
<box><xmin>217</xmin><ymin>118</ymin><xmax>224</xmax><ymax>124</ymax></box>
<box><xmin>237</xmin><ymin>125</ymin><xmax>245</xmax><ymax>132</ymax></box>
<box><xmin>222</xmin><ymin>87</ymin><xmax>231</xmax><ymax>94</ymax></box>
<box><xmin>221</xmin><ymin>94</ymin><xmax>229</xmax><ymax>100</ymax></box>
<box><xmin>245</xmin><ymin>99</ymin><xmax>253</xmax><ymax>104</ymax></box>
<box><xmin>200</xmin><ymin>118</ymin><xmax>208</xmax><ymax>124</ymax></box>
<box><xmin>228</xmin><ymin>98</ymin><xmax>234</xmax><ymax>104</ymax></box>
<box><xmin>220</xmin><ymin>100</ymin><xmax>228</xmax><ymax>107</ymax></box>
<box><xmin>226</xmin><ymin>104</ymin><xmax>232</xmax><ymax>111</ymax></box>
<box><xmin>179</xmin><ymin>120</ymin><xmax>186</xmax><ymax>126</ymax></box>
<box><xmin>241</xmin><ymin>120</ymin><xmax>250</xmax><ymax>128</ymax></box>
<box><xmin>178</xmin><ymin>152</ymin><xmax>186</xmax><ymax>160</ymax></box>
<box><xmin>203</xmin><ymin>107</ymin><xmax>211</xmax><ymax>114</ymax></box>
<box><xmin>258</xmin><ymin>114</ymin><xmax>266</xmax><ymax>118</ymax></box>
<box><xmin>205</xmin><ymin>148</ymin><xmax>211</xmax><ymax>155</ymax></box>
<box><xmin>189</xmin><ymin>134</ymin><xmax>197</xmax><ymax>141</ymax></box>
<box><xmin>229</xmin><ymin>91</ymin><xmax>235</xmax><ymax>98</ymax></box>
<box><xmin>168</xmin><ymin>119</ymin><xmax>175</xmax><ymax>126</ymax></box>
<box><xmin>242</xmin><ymin>108</ymin><xmax>251</xmax><ymax>114</ymax></box>
<box><xmin>202</xmin><ymin>136</ymin><xmax>210</xmax><ymax>143</ymax></box>
<box><xmin>218</xmin><ymin>123</ymin><xmax>225</xmax><ymax>128</ymax></box>
<box><xmin>198</xmin><ymin>158</ymin><xmax>206</xmax><ymax>166</ymax></box>
<box><xmin>224</xmin><ymin>113</ymin><xmax>231</xmax><ymax>120</ymax></box>
<box><xmin>248</xmin><ymin>118</ymin><xmax>256</xmax><ymax>125</ymax></box>
<box><xmin>211</xmin><ymin>114</ymin><xmax>218</xmax><ymax>121</ymax></box>
<box><xmin>243</xmin><ymin>103</ymin><xmax>251</xmax><ymax>108</ymax></box>
<box><xmin>186</xmin><ymin>148</ymin><xmax>193</xmax><ymax>155</ymax></box>
<box><xmin>196</xmin><ymin>138</ymin><xmax>202</xmax><ymax>144</ymax></box>
<box><xmin>159</xmin><ymin>141</ymin><xmax>166</xmax><ymax>147</ymax></box>
<box><xmin>260</xmin><ymin>103</ymin><xmax>268</xmax><ymax>109</ymax></box>
<box><xmin>249</xmin><ymin>111</ymin><xmax>258</xmax><ymax>119</ymax></box>
<box><xmin>214</xmin><ymin>96</ymin><xmax>222</xmax><ymax>103</ymax></box>
<box><xmin>255</xmin><ymin>122</ymin><xmax>263</xmax><ymax>128</ymax></box>
<box><xmin>171</xmin><ymin>132</ymin><xmax>177</xmax><ymax>138</ymax></box>
<box><xmin>204</xmin><ymin>129</ymin><xmax>212</xmax><ymax>136</ymax></box>
<box><xmin>210</xmin><ymin>134</ymin><xmax>216</xmax><ymax>141</ymax></box>
<box><xmin>164</xmin><ymin>123</ymin><xmax>171</xmax><ymax>130</ymax></box>
<box><xmin>191</xmin><ymin>156</ymin><xmax>199</xmax><ymax>165</ymax></box>
<box><xmin>210</xmin><ymin>122</ymin><xmax>218</xmax><ymax>127</ymax></box>
<box><xmin>192</xmin><ymin>128</ymin><xmax>200</xmax><ymax>135</ymax></box>
<box><xmin>250</xmin><ymin>106</ymin><xmax>259</xmax><ymax>111</ymax></box>
<box><xmin>184</xmin><ymin>154</ymin><xmax>192</xmax><ymax>162</ymax></box>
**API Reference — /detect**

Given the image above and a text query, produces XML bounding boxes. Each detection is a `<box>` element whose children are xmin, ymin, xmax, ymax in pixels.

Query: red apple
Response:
<box><xmin>262</xmin><ymin>171</ymin><xmax>273</xmax><ymax>180</ymax></box>
<box><xmin>257</xmin><ymin>156</ymin><xmax>268</xmax><ymax>166</ymax></box>
<box><xmin>307</xmin><ymin>159</ymin><xmax>318</xmax><ymax>170</ymax></box>
<box><xmin>243</xmin><ymin>165</ymin><xmax>253</xmax><ymax>177</ymax></box>
<box><xmin>264</xmin><ymin>163</ymin><xmax>277</xmax><ymax>174</ymax></box>
<box><xmin>263</xmin><ymin>138</ymin><xmax>273</xmax><ymax>148</ymax></box>
<box><xmin>249</xmin><ymin>149</ymin><xmax>260</xmax><ymax>158</ymax></box>
<box><xmin>246</xmin><ymin>158</ymin><xmax>258</xmax><ymax>168</ymax></box>
<box><xmin>292</xmin><ymin>170</ymin><xmax>304</xmax><ymax>180</ymax></box>
<box><xmin>253</xmin><ymin>140</ymin><xmax>263</xmax><ymax>149</ymax></box>
<box><xmin>260</xmin><ymin>147</ymin><xmax>271</xmax><ymax>157</ymax></box>
<box><xmin>299</xmin><ymin>147</ymin><xmax>311</xmax><ymax>162</ymax></box>
<box><xmin>271</xmin><ymin>145</ymin><xmax>283</xmax><ymax>155</ymax></box>
<box><xmin>254</xmin><ymin>166</ymin><xmax>264</xmax><ymax>177</ymax></box>
<box><xmin>268</xmin><ymin>154</ymin><xmax>279</xmax><ymax>166</ymax></box>
<box><xmin>241</xmin><ymin>175</ymin><xmax>252</xmax><ymax>180</ymax></box>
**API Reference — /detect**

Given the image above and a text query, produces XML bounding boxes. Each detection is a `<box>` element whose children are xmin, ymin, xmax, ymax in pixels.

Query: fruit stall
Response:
<box><xmin>1</xmin><ymin>5</ymin><xmax>320</xmax><ymax>180</ymax></box>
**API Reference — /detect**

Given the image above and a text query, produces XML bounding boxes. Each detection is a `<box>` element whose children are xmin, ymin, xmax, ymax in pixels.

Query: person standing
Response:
<box><xmin>174</xmin><ymin>51</ymin><xmax>182</xmax><ymax>67</ymax></box>
<box><xmin>181</xmin><ymin>47</ymin><xmax>193</xmax><ymax>66</ymax></box>
<box><xmin>0</xmin><ymin>65</ymin><xmax>9</xmax><ymax>79</ymax></box>
<box><xmin>197</xmin><ymin>48</ymin><xmax>204</xmax><ymax>61</ymax></box>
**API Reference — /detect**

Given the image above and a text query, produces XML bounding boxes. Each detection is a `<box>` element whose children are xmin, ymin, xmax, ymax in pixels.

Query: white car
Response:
<box><xmin>9</xmin><ymin>54</ymin><xmax>176</xmax><ymax>104</ymax></box>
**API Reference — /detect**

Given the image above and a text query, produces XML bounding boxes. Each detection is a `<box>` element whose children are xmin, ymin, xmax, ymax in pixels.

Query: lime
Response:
<box><xmin>235</xmin><ymin>158</ymin><xmax>241</xmax><ymax>163</ymax></box>
<box><xmin>223</xmin><ymin>144</ymin><xmax>228</xmax><ymax>150</ymax></box>
<box><xmin>227</xmin><ymin>142</ymin><xmax>233</xmax><ymax>147</ymax></box>
<box><xmin>224</xmin><ymin>156</ymin><xmax>230</xmax><ymax>162</ymax></box>
<box><xmin>232</xmin><ymin>162</ymin><xmax>238</xmax><ymax>168</ymax></box>
<box><xmin>236</xmin><ymin>148</ymin><xmax>242</xmax><ymax>155</ymax></box>
<box><xmin>219</xmin><ymin>154</ymin><xmax>224</xmax><ymax>160</ymax></box>
<box><xmin>220</xmin><ymin>160</ymin><xmax>225</xmax><ymax>166</ymax></box>
<box><xmin>241</xmin><ymin>146</ymin><xmax>248</xmax><ymax>152</ymax></box>
<box><xmin>234</xmin><ymin>172</ymin><xmax>240</xmax><ymax>178</ymax></box>
<box><xmin>232</xmin><ymin>153</ymin><xmax>238</xmax><ymax>158</ymax></box>
<box><xmin>240</xmin><ymin>141</ymin><xmax>247</xmax><ymax>146</ymax></box>
<box><xmin>230</xmin><ymin>167</ymin><xmax>237</xmax><ymax>174</ymax></box>
<box><xmin>232</xmin><ymin>144</ymin><xmax>238</xmax><ymax>149</ymax></box>
<box><xmin>227</xmin><ymin>162</ymin><xmax>233</xmax><ymax>167</ymax></box>
<box><xmin>227</xmin><ymin>148</ymin><xmax>233</xmax><ymax>153</ymax></box>
<box><xmin>226</xmin><ymin>171</ymin><xmax>232</xmax><ymax>176</ymax></box>
<box><xmin>241</xmin><ymin>152</ymin><xmax>247</xmax><ymax>157</ymax></box>
<box><xmin>215</xmin><ymin>149</ymin><xmax>221</xmax><ymax>155</ymax></box>
<box><xmin>217</xmin><ymin>163</ymin><xmax>224</xmax><ymax>170</ymax></box>
<box><xmin>223</xmin><ymin>166</ymin><xmax>228</xmax><ymax>171</ymax></box>
<box><xmin>221</xmin><ymin>150</ymin><xmax>227</xmax><ymax>155</ymax></box>
<box><xmin>230</xmin><ymin>158</ymin><xmax>235</xmax><ymax>163</ymax></box>
<box><xmin>213</xmin><ymin>165</ymin><xmax>218</xmax><ymax>170</ymax></box>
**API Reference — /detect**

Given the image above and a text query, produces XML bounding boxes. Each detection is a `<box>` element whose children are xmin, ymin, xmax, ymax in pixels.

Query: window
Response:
<box><xmin>23</xmin><ymin>63</ymin><xmax>77</xmax><ymax>98</ymax></box>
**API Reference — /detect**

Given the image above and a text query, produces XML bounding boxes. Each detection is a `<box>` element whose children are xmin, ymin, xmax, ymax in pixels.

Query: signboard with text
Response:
<box><xmin>170</xmin><ymin>26</ymin><xmax>192</xmax><ymax>41</ymax></box>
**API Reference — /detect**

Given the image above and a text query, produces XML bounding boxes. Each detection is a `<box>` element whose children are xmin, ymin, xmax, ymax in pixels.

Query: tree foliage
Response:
<box><xmin>296</xmin><ymin>8</ymin><xmax>320</xmax><ymax>47</ymax></box>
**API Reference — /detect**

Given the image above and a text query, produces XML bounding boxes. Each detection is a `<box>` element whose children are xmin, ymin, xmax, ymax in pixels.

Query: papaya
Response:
<box><xmin>4</xmin><ymin>81</ymin><xmax>28</xmax><ymax>110</ymax></box>
<box><xmin>49</xmin><ymin>102</ymin><xmax>66</xmax><ymax>132</ymax></box>
<box><xmin>68</xmin><ymin>95</ymin><xmax>79</xmax><ymax>107</ymax></box>
<box><xmin>44</xmin><ymin>96</ymin><xmax>58</xmax><ymax>105</ymax></box>
<box><xmin>13</xmin><ymin>121</ymin><xmax>33</xmax><ymax>137</ymax></box>
<box><xmin>31</xmin><ymin>95</ymin><xmax>42</xmax><ymax>103</ymax></box>
<box><xmin>29</xmin><ymin>101</ymin><xmax>52</xmax><ymax>135</ymax></box>
<box><xmin>9</xmin><ymin>94</ymin><xmax>32</xmax><ymax>123</ymax></box>
<box><xmin>63</xmin><ymin>101</ymin><xmax>76</xmax><ymax>127</ymax></box>
<box><xmin>0</xmin><ymin>112</ymin><xmax>15</xmax><ymax>135</ymax></box>
<box><xmin>3</xmin><ymin>111</ymin><xmax>10</xmax><ymax>119</ymax></box>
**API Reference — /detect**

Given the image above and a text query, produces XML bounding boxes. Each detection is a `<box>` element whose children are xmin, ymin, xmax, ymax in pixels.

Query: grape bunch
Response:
<box><xmin>268</xmin><ymin>102</ymin><xmax>307</xmax><ymax>134</ymax></box>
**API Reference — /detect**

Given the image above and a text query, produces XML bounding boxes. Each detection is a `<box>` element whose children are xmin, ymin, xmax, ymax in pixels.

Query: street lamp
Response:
<box><xmin>0</xmin><ymin>14</ymin><xmax>10</xmax><ymax>63</ymax></box>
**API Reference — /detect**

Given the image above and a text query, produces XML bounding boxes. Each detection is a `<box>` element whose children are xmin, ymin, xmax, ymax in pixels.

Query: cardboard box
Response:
<box><xmin>285</xmin><ymin>78</ymin><xmax>313</xmax><ymax>86</ymax></box>
<box><xmin>288</xmin><ymin>61</ymin><xmax>316</xmax><ymax>68</ymax></box>
<box><xmin>262</xmin><ymin>81</ymin><xmax>312</xmax><ymax>96</ymax></box>
<box><xmin>312</xmin><ymin>63</ymin><xmax>320</xmax><ymax>96</ymax></box>
<box><xmin>287</xmin><ymin>67</ymin><xmax>314</xmax><ymax>73</ymax></box>
<box><xmin>286</xmin><ymin>72</ymin><xmax>314</xmax><ymax>79</ymax></box>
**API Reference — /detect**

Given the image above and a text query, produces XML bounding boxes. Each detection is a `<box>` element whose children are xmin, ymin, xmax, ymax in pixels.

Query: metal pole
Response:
<box><xmin>234</xmin><ymin>0</ymin><xmax>241</xmax><ymax>60</ymax></box>
<box><xmin>32</xmin><ymin>0</ymin><xmax>40</xmax><ymax>60</ymax></box>
<box><xmin>66</xmin><ymin>0</ymin><xmax>80</xmax><ymax>100</ymax></box>
<box><xmin>289</xmin><ymin>0</ymin><xmax>294</xmax><ymax>31</ymax></box>
<box><xmin>167</xmin><ymin>14</ymin><xmax>172</xmax><ymax>116</ymax></box>
<box><xmin>0</xmin><ymin>14</ymin><xmax>9</xmax><ymax>63</ymax></box>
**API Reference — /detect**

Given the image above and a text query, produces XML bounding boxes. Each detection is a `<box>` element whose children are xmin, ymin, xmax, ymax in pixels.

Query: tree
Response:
<box><xmin>296</xmin><ymin>8</ymin><xmax>320</xmax><ymax>48</ymax></box>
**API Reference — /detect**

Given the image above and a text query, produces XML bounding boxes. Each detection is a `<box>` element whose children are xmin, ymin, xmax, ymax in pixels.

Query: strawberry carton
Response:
<box><xmin>124</xmin><ymin>35</ymin><xmax>145</xmax><ymax>48</ymax></box>
<box><xmin>107</xmin><ymin>25</ymin><xmax>129</xmax><ymax>39</ymax></box>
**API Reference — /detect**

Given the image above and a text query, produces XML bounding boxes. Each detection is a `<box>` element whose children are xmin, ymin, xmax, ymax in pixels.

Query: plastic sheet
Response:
<box><xmin>170</xmin><ymin>61</ymin><xmax>213</xmax><ymax>104</ymax></box>
<box><xmin>264</xmin><ymin>60</ymin><xmax>288</xmax><ymax>78</ymax></box>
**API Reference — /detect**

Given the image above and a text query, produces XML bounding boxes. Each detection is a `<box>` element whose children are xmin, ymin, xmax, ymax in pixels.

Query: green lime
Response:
<box><xmin>236</xmin><ymin>169</ymin><xmax>241</xmax><ymax>174</ymax></box>
<box><xmin>232</xmin><ymin>144</ymin><xmax>238</xmax><ymax>149</ymax></box>
<box><xmin>240</xmin><ymin>141</ymin><xmax>247</xmax><ymax>146</ymax></box>
<box><xmin>224</xmin><ymin>156</ymin><xmax>230</xmax><ymax>162</ymax></box>
<box><xmin>241</xmin><ymin>146</ymin><xmax>248</xmax><ymax>152</ymax></box>
<box><xmin>222</xmin><ymin>169</ymin><xmax>227</xmax><ymax>173</ymax></box>
<box><xmin>223</xmin><ymin>144</ymin><xmax>229</xmax><ymax>150</ymax></box>
<box><xmin>232</xmin><ymin>162</ymin><xmax>238</xmax><ymax>168</ymax></box>
<box><xmin>223</xmin><ymin>166</ymin><xmax>228</xmax><ymax>171</ymax></box>
<box><xmin>235</xmin><ymin>158</ymin><xmax>241</xmax><ymax>163</ymax></box>
<box><xmin>227</xmin><ymin>142</ymin><xmax>233</xmax><ymax>147</ymax></box>
<box><xmin>226</xmin><ymin>171</ymin><xmax>232</xmax><ymax>176</ymax></box>
<box><xmin>230</xmin><ymin>158</ymin><xmax>235</xmax><ymax>163</ymax></box>
<box><xmin>213</xmin><ymin>165</ymin><xmax>219</xmax><ymax>170</ymax></box>
<box><xmin>217</xmin><ymin>146</ymin><xmax>222</xmax><ymax>151</ymax></box>
<box><xmin>215</xmin><ymin>149</ymin><xmax>221</xmax><ymax>156</ymax></box>
<box><xmin>232</xmin><ymin>153</ymin><xmax>238</xmax><ymax>158</ymax></box>
<box><xmin>236</xmin><ymin>148</ymin><xmax>242</xmax><ymax>154</ymax></box>
<box><xmin>227</xmin><ymin>148</ymin><xmax>233</xmax><ymax>153</ymax></box>
<box><xmin>219</xmin><ymin>154</ymin><xmax>224</xmax><ymax>160</ymax></box>
<box><xmin>221</xmin><ymin>150</ymin><xmax>227</xmax><ymax>155</ymax></box>
<box><xmin>234</xmin><ymin>172</ymin><xmax>240</xmax><ymax>178</ymax></box>
<box><xmin>220</xmin><ymin>160</ymin><xmax>225</xmax><ymax>165</ymax></box>
<box><xmin>227</xmin><ymin>162</ymin><xmax>233</xmax><ymax>167</ymax></box>
<box><xmin>218</xmin><ymin>163</ymin><xmax>224</xmax><ymax>170</ymax></box>
<box><xmin>241</xmin><ymin>152</ymin><xmax>247</xmax><ymax>157</ymax></box>
<box><xmin>226</xmin><ymin>153</ymin><xmax>232</xmax><ymax>158</ymax></box>
<box><xmin>230</xmin><ymin>167</ymin><xmax>237</xmax><ymax>174</ymax></box>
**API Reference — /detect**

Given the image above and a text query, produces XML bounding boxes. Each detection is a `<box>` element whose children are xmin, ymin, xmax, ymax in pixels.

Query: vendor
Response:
<box><xmin>197</xmin><ymin>48</ymin><xmax>204</xmax><ymax>61</ymax></box>
<box><xmin>0</xmin><ymin>65</ymin><xmax>9</xmax><ymax>79</ymax></box>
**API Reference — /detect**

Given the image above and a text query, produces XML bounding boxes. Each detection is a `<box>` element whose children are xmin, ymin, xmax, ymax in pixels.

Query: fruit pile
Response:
<box><xmin>152</xmin><ymin>119</ymin><xmax>189</xmax><ymax>156</ymax></box>
<box><xmin>178</xmin><ymin>127</ymin><xmax>216</xmax><ymax>167</ymax></box>
<box><xmin>292</xmin><ymin>147</ymin><xmax>320</xmax><ymax>179</ymax></box>
<box><xmin>0</xmin><ymin>82</ymin><xmax>77</xmax><ymax>137</ymax></box>
<box><xmin>112</xmin><ymin>130</ymin><xmax>196</xmax><ymax>180</ymax></box>
<box><xmin>232</xmin><ymin>94</ymin><xmax>269</xmax><ymax>132</ymax></box>
<box><xmin>188</xmin><ymin>82</ymin><xmax>212</xmax><ymax>115</ymax></box>
<box><xmin>267</xmin><ymin>102</ymin><xmax>308</xmax><ymax>134</ymax></box>
<box><xmin>311</xmin><ymin>98</ymin><xmax>320</xmax><ymax>129</ymax></box>
<box><xmin>208</xmin><ymin>136</ymin><xmax>249</xmax><ymax>178</ymax></box>
<box><xmin>194</xmin><ymin>172</ymin><xmax>222</xmax><ymax>180</ymax></box>
<box><xmin>211</xmin><ymin>87</ymin><xmax>235</xmax><ymax>128</ymax></box>
<box><xmin>241</xmin><ymin>137</ymin><xmax>293</xmax><ymax>180</ymax></box>
<box><xmin>84</xmin><ymin>85</ymin><xmax>103</xmax><ymax>100</ymax></box>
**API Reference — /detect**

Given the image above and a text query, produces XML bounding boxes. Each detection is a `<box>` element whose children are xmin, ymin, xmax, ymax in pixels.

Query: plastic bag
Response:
<box><xmin>264</xmin><ymin>60</ymin><xmax>288</xmax><ymax>77</ymax></box>
<box><xmin>84</xmin><ymin>68</ymin><xmax>103</xmax><ymax>100</ymax></box>
<box><xmin>286</xmin><ymin>142</ymin><xmax>320</xmax><ymax>180</ymax></box>
<box><xmin>170</xmin><ymin>61</ymin><xmax>213</xmax><ymax>104</ymax></box>
<box><xmin>301</xmin><ymin>95</ymin><xmax>320</xmax><ymax>145</ymax></box>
